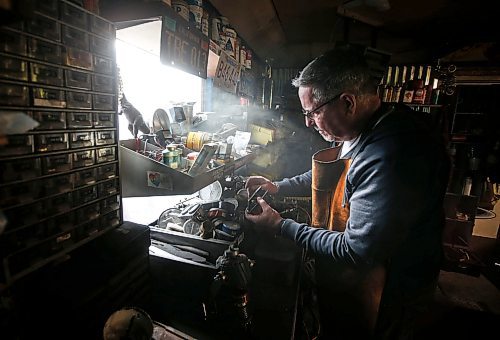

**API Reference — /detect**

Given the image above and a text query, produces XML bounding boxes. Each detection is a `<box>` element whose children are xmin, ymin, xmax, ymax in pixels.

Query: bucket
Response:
<box><xmin>171</xmin><ymin>0</ymin><xmax>189</xmax><ymax>21</ymax></box>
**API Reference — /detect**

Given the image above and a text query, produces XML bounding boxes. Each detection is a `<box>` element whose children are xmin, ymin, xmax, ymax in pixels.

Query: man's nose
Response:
<box><xmin>305</xmin><ymin>116</ymin><xmax>314</xmax><ymax>128</ymax></box>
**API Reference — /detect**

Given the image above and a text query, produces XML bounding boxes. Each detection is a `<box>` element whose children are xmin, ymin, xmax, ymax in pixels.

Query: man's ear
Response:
<box><xmin>341</xmin><ymin>93</ymin><xmax>356</xmax><ymax>115</ymax></box>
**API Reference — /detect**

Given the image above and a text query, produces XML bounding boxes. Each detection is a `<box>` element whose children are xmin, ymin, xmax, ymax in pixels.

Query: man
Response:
<box><xmin>245</xmin><ymin>45</ymin><xmax>449</xmax><ymax>339</ymax></box>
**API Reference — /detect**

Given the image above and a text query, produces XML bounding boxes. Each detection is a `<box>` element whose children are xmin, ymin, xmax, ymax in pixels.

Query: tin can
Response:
<box><xmin>189</xmin><ymin>4</ymin><xmax>203</xmax><ymax>29</ymax></box>
<box><xmin>240</xmin><ymin>45</ymin><xmax>246</xmax><ymax>66</ymax></box>
<box><xmin>245</xmin><ymin>48</ymin><xmax>252</xmax><ymax>69</ymax></box>
<box><xmin>201</xmin><ymin>9</ymin><xmax>209</xmax><ymax>36</ymax></box>
<box><xmin>462</xmin><ymin>177</ymin><xmax>472</xmax><ymax>196</ymax></box>
<box><xmin>222</xmin><ymin>25</ymin><xmax>236</xmax><ymax>58</ymax></box>
<box><xmin>211</xmin><ymin>17</ymin><xmax>221</xmax><ymax>43</ymax></box>
<box><xmin>171</xmin><ymin>0</ymin><xmax>189</xmax><ymax>21</ymax></box>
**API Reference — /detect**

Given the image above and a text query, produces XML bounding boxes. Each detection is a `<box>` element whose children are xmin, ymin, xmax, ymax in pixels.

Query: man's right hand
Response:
<box><xmin>245</xmin><ymin>176</ymin><xmax>279</xmax><ymax>195</ymax></box>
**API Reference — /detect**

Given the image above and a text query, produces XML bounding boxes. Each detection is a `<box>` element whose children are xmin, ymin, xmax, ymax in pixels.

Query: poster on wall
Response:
<box><xmin>213</xmin><ymin>50</ymin><xmax>242</xmax><ymax>94</ymax></box>
<box><xmin>160</xmin><ymin>15</ymin><xmax>209</xmax><ymax>78</ymax></box>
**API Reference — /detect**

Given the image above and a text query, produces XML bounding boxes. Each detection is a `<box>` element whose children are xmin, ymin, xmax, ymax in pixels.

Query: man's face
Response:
<box><xmin>298</xmin><ymin>86</ymin><xmax>351</xmax><ymax>142</ymax></box>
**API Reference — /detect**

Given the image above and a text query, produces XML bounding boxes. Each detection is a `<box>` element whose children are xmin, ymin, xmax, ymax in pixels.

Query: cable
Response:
<box><xmin>476</xmin><ymin>207</ymin><xmax>497</xmax><ymax>219</ymax></box>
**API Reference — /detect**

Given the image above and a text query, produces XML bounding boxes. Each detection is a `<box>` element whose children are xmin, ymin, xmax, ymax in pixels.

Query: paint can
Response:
<box><xmin>201</xmin><ymin>9</ymin><xmax>209</xmax><ymax>36</ymax></box>
<box><xmin>185</xmin><ymin>131</ymin><xmax>210</xmax><ymax>151</ymax></box>
<box><xmin>245</xmin><ymin>48</ymin><xmax>252</xmax><ymax>69</ymax></box>
<box><xmin>240</xmin><ymin>45</ymin><xmax>247</xmax><ymax>66</ymax></box>
<box><xmin>211</xmin><ymin>17</ymin><xmax>222</xmax><ymax>43</ymax></box>
<box><xmin>171</xmin><ymin>0</ymin><xmax>189</xmax><ymax>21</ymax></box>
<box><xmin>222</xmin><ymin>25</ymin><xmax>237</xmax><ymax>58</ymax></box>
<box><xmin>188</xmin><ymin>3</ymin><xmax>203</xmax><ymax>30</ymax></box>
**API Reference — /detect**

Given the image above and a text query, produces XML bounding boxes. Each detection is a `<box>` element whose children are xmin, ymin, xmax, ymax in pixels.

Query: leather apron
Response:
<box><xmin>311</xmin><ymin>144</ymin><xmax>386</xmax><ymax>338</ymax></box>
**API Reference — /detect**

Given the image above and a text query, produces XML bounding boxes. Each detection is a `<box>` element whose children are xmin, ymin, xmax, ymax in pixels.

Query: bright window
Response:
<box><xmin>115</xmin><ymin>38</ymin><xmax>202</xmax><ymax>140</ymax></box>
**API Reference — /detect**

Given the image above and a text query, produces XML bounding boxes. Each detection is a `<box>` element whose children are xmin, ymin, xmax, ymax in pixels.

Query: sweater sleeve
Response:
<box><xmin>280</xmin><ymin>137</ymin><xmax>441</xmax><ymax>266</ymax></box>
<box><xmin>274</xmin><ymin>170</ymin><xmax>312</xmax><ymax>196</ymax></box>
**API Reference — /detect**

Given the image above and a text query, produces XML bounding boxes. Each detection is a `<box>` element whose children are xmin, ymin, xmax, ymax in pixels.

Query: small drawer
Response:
<box><xmin>26</xmin><ymin>15</ymin><xmax>61</xmax><ymax>42</ymax></box>
<box><xmin>67</xmin><ymin>91</ymin><xmax>92</xmax><ymax>109</ymax></box>
<box><xmin>0</xmin><ymin>182</ymin><xmax>41</xmax><ymax>208</ymax></box>
<box><xmin>43</xmin><ymin>192</ymin><xmax>73</xmax><ymax>217</ymax></box>
<box><xmin>0</xmin><ymin>135</ymin><xmax>34</xmax><ymax>156</ymax></box>
<box><xmin>6</xmin><ymin>243</ymin><xmax>45</xmax><ymax>276</ymax></box>
<box><xmin>4</xmin><ymin>202</ymin><xmax>44</xmax><ymax>229</ymax></box>
<box><xmin>70</xmin><ymin>131</ymin><xmax>94</xmax><ymax>149</ymax></box>
<box><xmin>32</xmin><ymin>111</ymin><xmax>66</xmax><ymax>130</ymax></box>
<box><xmin>64</xmin><ymin>47</ymin><xmax>92</xmax><ymax>70</ymax></box>
<box><xmin>35</xmin><ymin>0</ymin><xmax>59</xmax><ymax>17</ymax></box>
<box><xmin>48</xmin><ymin>229</ymin><xmax>75</xmax><ymax>254</ymax></box>
<box><xmin>1</xmin><ymin>158</ymin><xmax>41</xmax><ymax>182</ymax></box>
<box><xmin>28</xmin><ymin>38</ymin><xmax>62</xmax><ymax>64</ymax></box>
<box><xmin>76</xmin><ymin>202</ymin><xmax>100</xmax><ymax>221</ymax></box>
<box><xmin>32</xmin><ymin>87</ymin><xmax>66</xmax><ymax>108</ymax></box>
<box><xmin>62</xmin><ymin>25</ymin><xmax>89</xmax><ymax>51</ymax></box>
<box><xmin>96</xmin><ymin>147</ymin><xmax>116</xmax><ymax>163</ymax></box>
<box><xmin>0</xmin><ymin>29</ymin><xmax>27</xmax><ymax>55</ymax></box>
<box><xmin>93</xmin><ymin>112</ymin><xmax>115</xmax><ymax>128</ymax></box>
<box><xmin>0</xmin><ymin>85</ymin><xmax>29</xmax><ymax>106</ymax></box>
<box><xmin>60</xmin><ymin>2</ymin><xmax>87</xmax><ymax>29</ymax></box>
<box><xmin>100</xmin><ymin>195</ymin><xmax>120</xmax><ymax>214</ymax></box>
<box><xmin>96</xmin><ymin>163</ymin><xmax>117</xmax><ymax>181</ymax></box>
<box><xmin>74</xmin><ymin>185</ymin><xmax>98</xmax><ymax>206</ymax></box>
<box><xmin>74</xmin><ymin>168</ymin><xmax>97</xmax><ymax>188</ymax></box>
<box><xmin>30</xmin><ymin>63</ymin><xmax>64</xmax><ymax>86</ymax></box>
<box><xmin>100</xmin><ymin>209</ymin><xmax>121</xmax><ymax>228</ymax></box>
<box><xmin>67</xmin><ymin>112</ymin><xmax>93</xmax><ymax>128</ymax></box>
<box><xmin>72</xmin><ymin>150</ymin><xmax>95</xmax><ymax>168</ymax></box>
<box><xmin>42</xmin><ymin>154</ymin><xmax>72</xmax><ymax>175</ymax></box>
<box><xmin>93</xmin><ymin>94</ymin><xmax>114</xmax><ymax>110</ymax></box>
<box><xmin>92</xmin><ymin>74</ymin><xmax>114</xmax><ymax>93</ymax></box>
<box><xmin>65</xmin><ymin>69</ymin><xmax>91</xmax><ymax>90</ymax></box>
<box><xmin>35</xmin><ymin>133</ymin><xmax>68</xmax><ymax>152</ymax></box>
<box><xmin>46</xmin><ymin>212</ymin><xmax>75</xmax><ymax>237</ymax></box>
<box><xmin>95</xmin><ymin>130</ymin><xmax>115</xmax><ymax>146</ymax></box>
<box><xmin>44</xmin><ymin>173</ymin><xmax>74</xmax><ymax>196</ymax></box>
<box><xmin>90</xmin><ymin>16</ymin><xmax>114</xmax><ymax>38</ymax></box>
<box><xmin>98</xmin><ymin>178</ymin><xmax>119</xmax><ymax>197</ymax></box>
<box><xmin>78</xmin><ymin>220</ymin><xmax>101</xmax><ymax>238</ymax></box>
<box><xmin>90</xmin><ymin>35</ymin><xmax>113</xmax><ymax>57</ymax></box>
<box><xmin>0</xmin><ymin>56</ymin><xmax>28</xmax><ymax>81</ymax></box>
<box><xmin>93</xmin><ymin>55</ymin><xmax>113</xmax><ymax>74</ymax></box>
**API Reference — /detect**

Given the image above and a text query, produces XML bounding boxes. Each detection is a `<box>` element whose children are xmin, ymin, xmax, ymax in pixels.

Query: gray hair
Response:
<box><xmin>292</xmin><ymin>45</ymin><xmax>377</xmax><ymax>104</ymax></box>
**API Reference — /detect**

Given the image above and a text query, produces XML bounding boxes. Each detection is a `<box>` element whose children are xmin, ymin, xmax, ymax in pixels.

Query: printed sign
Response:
<box><xmin>213</xmin><ymin>51</ymin><xmax>242</xmax><ymax>94</ymax></box>
<box><xmin>160</xmin><ymin>15</ymin><xmax>209</xmax><ymax>78</ymax></box>
<box><xmin>147</xmin><ymin>171</ymin><xmax>173</xmax><ymax>190</ymax></box>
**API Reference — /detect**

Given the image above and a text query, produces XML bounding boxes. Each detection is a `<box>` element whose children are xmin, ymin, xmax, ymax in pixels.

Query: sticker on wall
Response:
<box><xmin>147</xmin><ymin>171</ymin><xmax>173</xmax><ymax>190</ymax></box>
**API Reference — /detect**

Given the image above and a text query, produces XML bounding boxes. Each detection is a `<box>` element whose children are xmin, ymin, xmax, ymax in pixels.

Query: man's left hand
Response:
<box><xmin>245</xmin><ymin>198</ymin><xmax>283</xmax><ymax>236</ymax></box>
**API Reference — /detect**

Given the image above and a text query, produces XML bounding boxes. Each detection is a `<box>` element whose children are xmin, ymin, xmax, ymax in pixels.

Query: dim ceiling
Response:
<box><xmin>209</xmin><ymin>0</ymin><xmax>499</xmax><ymax>68</ymax></box>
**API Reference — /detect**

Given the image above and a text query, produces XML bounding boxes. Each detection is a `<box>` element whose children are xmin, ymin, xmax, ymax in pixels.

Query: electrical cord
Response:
<box><xmin>476</xmin><ymin>207</ymin><xmax>497</xmax><ymax>219</ymax></box>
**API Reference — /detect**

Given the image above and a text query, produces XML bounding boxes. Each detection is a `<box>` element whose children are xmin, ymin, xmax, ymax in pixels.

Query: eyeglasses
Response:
<box><xmin>302</xmin><ymin>92</ymin><xmax>342</xmax><ymax>119</ymax></box>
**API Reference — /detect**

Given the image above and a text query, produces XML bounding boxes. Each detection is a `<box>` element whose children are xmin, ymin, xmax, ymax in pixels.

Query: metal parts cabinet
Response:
<box><xmin>0</xmin><ymin>0</ymin><xmax>121</xmax><ymax>286</ymax></box>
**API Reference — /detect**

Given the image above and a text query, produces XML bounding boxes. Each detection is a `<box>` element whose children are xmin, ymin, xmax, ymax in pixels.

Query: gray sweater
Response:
<box><xmin>275</xmin><ymin>103</ymin><xmax>449</xmax><ymax>305</ymax></box>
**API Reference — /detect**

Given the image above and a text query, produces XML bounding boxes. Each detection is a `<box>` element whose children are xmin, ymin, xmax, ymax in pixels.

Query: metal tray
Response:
<box><xmin>119</xmin><ymin>139</ymin><xmax>255</xmax><ymax>197</ymax></box>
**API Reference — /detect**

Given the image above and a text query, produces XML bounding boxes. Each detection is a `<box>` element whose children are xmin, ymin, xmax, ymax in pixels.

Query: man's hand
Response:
<box><xmin>245</xmin><ymin>176</ymin><xmax>278</xmax><ymax>195</ymax></box>
<box><xmin>245</xmin><ymin>198</ymin><xmax>284</xmax><ymax>236</ymax></box>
